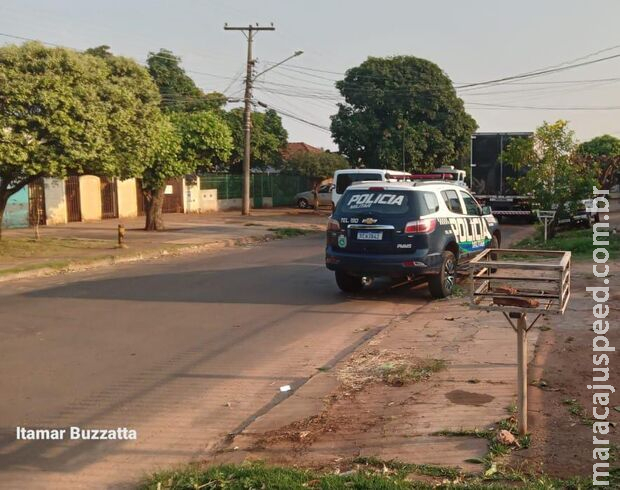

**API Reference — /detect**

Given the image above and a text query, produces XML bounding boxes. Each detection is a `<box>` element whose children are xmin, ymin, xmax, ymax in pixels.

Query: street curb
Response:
<box><xmin>0</xmin><ymin>231</ymin><xmax>318</xmax><ymax>284</ymax></box>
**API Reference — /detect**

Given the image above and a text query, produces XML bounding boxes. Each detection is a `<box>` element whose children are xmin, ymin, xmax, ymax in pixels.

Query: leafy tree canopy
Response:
<box><xmin>503</xmin><ymin>120</ymin><xmax>598</xmax><ymax>219</ymax></box>
<box><xmin>578</xmin><ymin>134</ymin><xmax>620</xmax><ymax>158</ymax></box>
<box><xmin>330</xmin><ymin>56</ymin><xmax>477</xmax><ymax>172</ymax></box>
<box><xmin>279</xmin><ymin>151</ymin><xmax>349</xmax><ymax>179</ymax></box>
<box><xmin>169</xmin><ymin>110</ymin><xmax>233</xmax><ymax>171</ymax></box>
<box><xmin>141</xmin><ymin>115</ymin><xmax>183</xmax><ymax>192</ymax></box>
<box><xmin>147</xmin><ymin>48</ymin><xmax>226</xmax><ymax>113</ymax></box>
<box><xmin>225</xmin><ymin>108</ymin><xmax>288</xmax><ymax>170</ymax></box>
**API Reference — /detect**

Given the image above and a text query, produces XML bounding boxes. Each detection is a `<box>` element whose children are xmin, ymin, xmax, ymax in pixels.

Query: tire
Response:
<box><xmin>297</xmin><ymin>198</ymin><xmax>309</xmax><ymax>209</ymax></box>
<box><xmin>428</xmin><ymin>251</ymin><xmax>457</xmax><ymax>299</ymax></box>
<box><xmin>335</xmin><ymin>270</ymin><xmax>364</xmax><ymax>293</ymax></box>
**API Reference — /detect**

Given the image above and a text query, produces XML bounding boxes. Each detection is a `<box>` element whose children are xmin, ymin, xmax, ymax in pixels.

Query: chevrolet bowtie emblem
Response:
<box><xmin>362</xmin><ymin>217</ymin><xmax>378</xmax><ymax>224</ymax></box>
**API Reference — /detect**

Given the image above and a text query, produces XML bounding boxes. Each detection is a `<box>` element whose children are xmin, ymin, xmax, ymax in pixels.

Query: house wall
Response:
<box><xmin>117</xmin><ymin>178</ymin><xmax>138</xmax><ymax>218</ymax></box>
<box><xmin>217</xmin><ymin>198</ymin><xmax>242</xmax><ymax>211</ymax></box>
<box><xmin>78</xmin><ymin>175</ymin><xmax>102</xmax><ymax>221</ymax></box>
<box><xmin>43</xmin><ymin>178</ymin><xmax>67</xmax><ymax>225</ymax></box>
<box><xmin>199</xmin><ymin>188</ymin><xmax>218</xmax><ymax>212</ymax></box>
<box><xmin>183</xmin><ymin>178</ymin><xmax>201</xmax><ymax>213</ymax></box>
<box><xmin>2</xmin><ymin>187</ymin><xmax>29</xmax><ymax>228</ymax></box>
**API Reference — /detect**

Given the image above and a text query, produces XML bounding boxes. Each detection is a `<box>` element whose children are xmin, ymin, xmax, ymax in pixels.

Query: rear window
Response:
<box><xmin>336</xmin><ymin>173</ymin><xmax>382</xmax><ymax>194</ymax></box>
<box><xmin>337</xmin><ymin>189</ymin><xmax>437</xmax><ymax>217</ymax></box>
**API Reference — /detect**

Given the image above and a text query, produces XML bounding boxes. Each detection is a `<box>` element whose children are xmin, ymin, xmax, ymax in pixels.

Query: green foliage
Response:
<box><xmin>141</xmin><ymin>460</ymin><xmax>598</xmax><ymax>489</ymax></box>
<box><xmin>330</xmin><ymin>56</ymin><xmax>477</xmax><ymax>172</ymax></box>
<box><xmin>147</xmin><ymin>49</ymin><xmax>226</xmax><ymax>113</ymax></box>
<box><xmin>503</xmin><ymin>120</ymin><xmax>598</xmax><ymax>214</ymax></box>
<box><xmin>0</xmin><ymin>41</ymin><xmax>161</xmax><ymax>192</ymax></box>
<box><xmin>267</xmin><ymin>227</ymin><xmax>314</xmax><ymax>238</ymax></box>
<box><xmin>86</xmin><ymin>47</ymin><xmax>163</xmax><ymax>179</ymax></box>
<box><xmin>513</xmin><ymin>228</ymin><xmax>619</xmax><ymax>260</ymax></box>
<box><xmin>225</xmin><ymin>109</ymin><xmax>288</xmax><ymax>170</ymax></box>
<box><xmin>578</xmin><ymin>134</ymin><xmax>620</xmax><ymax>158</ymax></box>
<box><xmin>279</xmin><ymin>151</ymin><xmax>349</xmax><ymax>179</ymax></box>
<box><xmin>141</xmin><ymin>115</ymin><xmax>183</xmax><ymax>191</ymax></box>
<box><xmin>169</xmin><ymin>111</ymin><xmax>233</xmax><ymax>172</ymax></box>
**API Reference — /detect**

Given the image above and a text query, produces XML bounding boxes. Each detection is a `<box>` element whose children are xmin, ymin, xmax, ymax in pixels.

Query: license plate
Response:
<box><xmin>357</xmin><ymin>231</ymin><xmax>383</xmax><ymax>241</ymax></box>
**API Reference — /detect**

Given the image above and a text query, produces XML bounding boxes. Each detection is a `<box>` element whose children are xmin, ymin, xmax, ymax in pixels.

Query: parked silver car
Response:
<box><xmin>294</xmin><ymin>184</ymin><xmax>334</xmax><ymax>208</ymax></box>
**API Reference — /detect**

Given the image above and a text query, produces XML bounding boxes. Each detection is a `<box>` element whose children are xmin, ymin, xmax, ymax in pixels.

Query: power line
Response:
<box><xmin>0</xmin><ymin>32</ymin><xmax>238</xmax><ymax>83</ymax></box>
<box><xmin>466</xmin><ymin>102</ymin><xmax>620</xmax><ymax>111</ymax></box>
<box><xmin>256</xmin><ymin>100</ymin><xmax>331</xmax><ymax>133</ymax></box>
<box><xmin>456</xmin><ymin>52</ymin><xmax>620</xmax><ymax>90</ymax></box>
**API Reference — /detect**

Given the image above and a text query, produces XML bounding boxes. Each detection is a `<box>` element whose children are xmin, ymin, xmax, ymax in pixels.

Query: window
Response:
<box><xmin>336</xmin><ymin>173</ymin><xmax>382</xmax><ymax>194</ymax></box>
<box><xmin>461</xmin><ymin>192</ymin><xmax>481</xmax><ymax>216</ymax></box>
<box><xmin>441</xmin><ymin>190</ymin><xmax>464</xmax><ymax>214</ymax></box>
<box><xmin>420</xmin><ymin>191</ymin><xmax>439</xmax><ymax>214</ymax></box>
<box><xmin>318</xmin><ymin>185</ymin><xmax>331</xmax><ymax>193</ymax></box>
<box><xmin>340</xmin><ymin>190</ymin><xmax>410</xmax><ymax>215</ymax></box>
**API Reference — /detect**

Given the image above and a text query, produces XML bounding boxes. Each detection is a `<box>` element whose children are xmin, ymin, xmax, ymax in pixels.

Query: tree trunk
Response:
<box><xmin>0</xmin><ymin>192</ymin><xmax>7</xmax><ymax>241</ymax></box>
<box><xmin>548</xmin><ymin>202</ymin><xmax>565</xmax><ymax>240</ymax></box>
<box><xmin>144</xmin><ymin>187</ymin><xmax>165</xmax><ymax>231</ymax></box>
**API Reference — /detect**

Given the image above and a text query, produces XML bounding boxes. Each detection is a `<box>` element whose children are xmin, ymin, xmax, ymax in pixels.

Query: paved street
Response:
<box><xmin>0</xmin><ymin>225</ymin><xmax>528</xmax><ymax>489</ymax></box>
<box><xmin>0</xmin><ymin>233</ymin><xmax>429</xmax><ymax>489</ymax></box>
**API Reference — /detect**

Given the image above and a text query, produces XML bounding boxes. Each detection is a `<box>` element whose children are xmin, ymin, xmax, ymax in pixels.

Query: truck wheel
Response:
<box><xmin>335</xmin><ymin>270</ymin><xmax>364</xmax><ymax>293</ymax></box>
<box><xmin>428</xmin><ymin>251</ymin><xmax>456</xmax><ymax>299</ymax></box>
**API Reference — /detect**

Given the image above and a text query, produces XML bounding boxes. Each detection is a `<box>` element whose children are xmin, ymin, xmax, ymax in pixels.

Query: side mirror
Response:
<box><xmin>481</xmin><ymin>205</ymin><xmax>492</xmax><ymax>216</ymax></box>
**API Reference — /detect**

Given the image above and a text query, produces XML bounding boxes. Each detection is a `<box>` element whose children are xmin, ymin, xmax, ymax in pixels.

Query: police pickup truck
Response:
<box><xmin>326</xmin><ymin>181</ymin><xmax>501</xmax><ymax>298</ymax></box>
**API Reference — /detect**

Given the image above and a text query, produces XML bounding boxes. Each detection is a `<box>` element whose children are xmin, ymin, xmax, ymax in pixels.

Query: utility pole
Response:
<box><xmin>224</xmin><ymin>23</ymin><xmax>275</xmax><ymax>216</ymax></box>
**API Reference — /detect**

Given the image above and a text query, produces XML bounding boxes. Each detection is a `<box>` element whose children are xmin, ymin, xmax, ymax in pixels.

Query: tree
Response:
<box><xmin>330</xmin><ymin>56</ymin><xmax>477</xmax><ymax>172</ymax></box>
<box><xmin>141</xmin><ymin>116</ymin><xmax>183</xmax><ymax>231</ymax></box>
<box><xmin>169</xmin><ymin>111</ymin><xmax>233</xmax><ymax>171</ymax></box>
<box><xmin>141</xmin><ymin>111</ymin><xmax>232</xmax><ymax>231</ymax></box>
<box><xmin>578</xmin><ymin>134</ymin><xmax>620</xmax><ymax>158</ymax></box>
<box><xmin>503</xmin><ymin>120</ymin><xmax>598</xmax><ymax>237</ymax></box>
<box><xmin>280</xmin><ymin>151</ymin><xmax>349</xmax><ymax>179</ymax></box>
<box><xmin>147</xmin><ymin>48</ymin><xmax>226</xmax><ymax>113</ymax></box>
<box><xmin>280</xmin><ymin>151</ymin><xmax>349</xmax><ymax>210</ymax></box>
<box><xmin>224</xmin><ymin>108</ymin><xmax>288</xmax><ymax>171</ymax></box>
<box><xmin>0</xmin><ymin>42</ymin><xmax>161</xmax><ymax>238</ymax></box>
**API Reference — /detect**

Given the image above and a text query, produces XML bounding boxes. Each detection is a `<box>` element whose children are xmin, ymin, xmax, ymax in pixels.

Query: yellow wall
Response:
<box><xmin>117</xmin><ymin>178</ymin><xmax>138</xmax><ymax>218</ymax></box>
<box><xmin>78</xmin><ymin>175</ymin><xmax>102</xmax><ymax>221</ymax></box>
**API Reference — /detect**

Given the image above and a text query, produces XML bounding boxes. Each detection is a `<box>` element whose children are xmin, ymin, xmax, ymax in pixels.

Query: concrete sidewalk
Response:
<box><xmin>0</xmin><ymin>208</ymin><xmax>329</xmax><ymax>280</ymax></box>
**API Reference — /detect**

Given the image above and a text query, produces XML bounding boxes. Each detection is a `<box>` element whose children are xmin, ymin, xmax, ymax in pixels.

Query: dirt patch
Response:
<box><xmin>507</xmin><ymin>262</ymin><xmax>620</xmax><ymax>477</ymax></box>
<box><xmin>446</xmin><ymin>390</ymin><xmax>495</xmax><ymax>406</ymax></box>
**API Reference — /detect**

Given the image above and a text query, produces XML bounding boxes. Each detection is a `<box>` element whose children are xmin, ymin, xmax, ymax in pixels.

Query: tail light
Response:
<box><xmin>327</xmin><ymin>218</ymin><xmax>341</xmax><ymax>232</ymax></box>
<box><xmin>404</xmin><ymin>218</ymin><xmax>437</xmax><ymax>234</ymax></box>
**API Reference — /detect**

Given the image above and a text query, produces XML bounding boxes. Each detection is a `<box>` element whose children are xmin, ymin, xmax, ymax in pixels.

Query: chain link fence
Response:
<box><xmin>199</xmin><ymin>173</ymin><xmax>315</xmax><ymax>208</ymax></box>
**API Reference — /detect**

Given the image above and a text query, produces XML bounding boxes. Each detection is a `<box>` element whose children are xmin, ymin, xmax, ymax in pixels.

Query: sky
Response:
<box><xmin>2</xmin><ymin>0</ymin><xmax>620</xmax><ymax>151</ymax></box>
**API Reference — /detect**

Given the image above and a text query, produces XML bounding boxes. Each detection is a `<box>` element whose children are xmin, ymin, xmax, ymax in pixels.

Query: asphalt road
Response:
<box><xmin>0</xmin><ymin>226</ymin><xmax>527</xmax><ymax>489</ymax></box>
<box><xmin>0</xmin><ymin>233</ymin><xmax>434</xmax><ymax>489</ymax></box>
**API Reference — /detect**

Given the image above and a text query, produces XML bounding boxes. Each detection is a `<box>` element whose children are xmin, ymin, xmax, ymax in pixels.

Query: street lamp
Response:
<box><xmin>238</xmin><ymin>50</ymin><xmax>303</xmax><ymax>216</ymax></box>
<box><xmin>253</xmin><ymin>51</ymin><xmax>303</xmax><ymax>80</ymax></box>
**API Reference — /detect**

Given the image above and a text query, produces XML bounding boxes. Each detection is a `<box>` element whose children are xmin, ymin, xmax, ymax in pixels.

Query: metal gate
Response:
<box><xmin>100</xmin><ymin>177</ymin><xmax>118</xmax><ymax>219</ymax></box>
<box><xmin>162</xmin><ymin>178</ymin><xmax>183</xmax><ymax>214</ymax></box>
<box><xmin>28</xmin><ymin>177</ymin><xmax>46</xmax><ymax>226</ymax></box>
<box><xmin>135</xmin><ymin>179</ymin><xmax>145</xmax><ymax>216</ymax></box>
<box><xmin>65</xmin><ymin>176</ymin><xmax>81</xmax><ymax>222</ymax></box>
